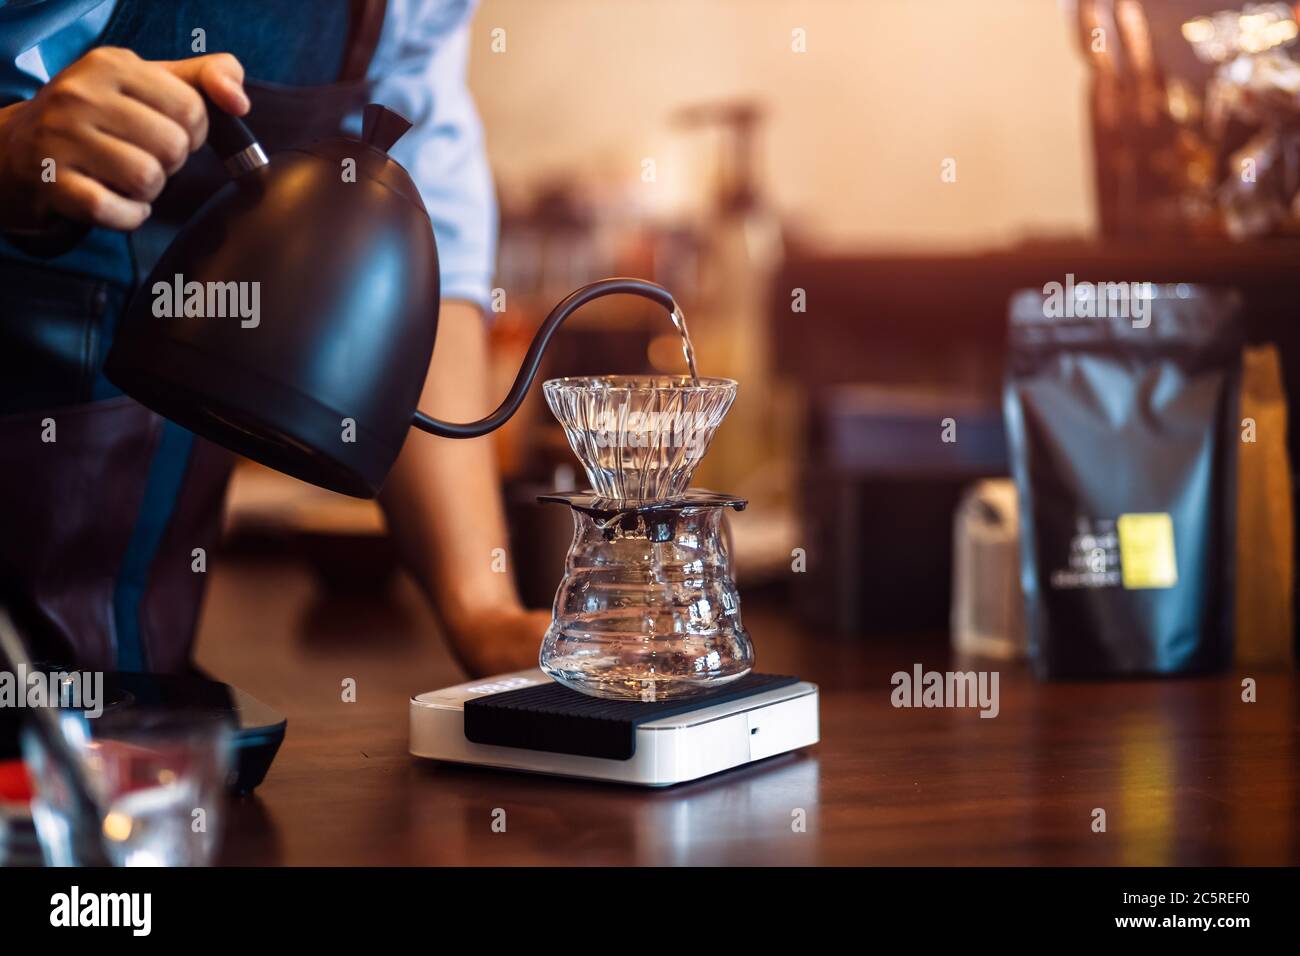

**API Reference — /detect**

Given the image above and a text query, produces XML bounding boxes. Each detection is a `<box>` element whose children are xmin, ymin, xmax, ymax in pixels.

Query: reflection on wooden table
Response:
<box><xmin>200</xmin><ymin>558</ymin><xmax>1300</xmax><ymax>866</ymax></box>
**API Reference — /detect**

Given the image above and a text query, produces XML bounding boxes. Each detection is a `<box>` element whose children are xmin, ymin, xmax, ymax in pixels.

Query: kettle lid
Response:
<box><xmin>299</xmin><ymin>104</ymin><xmax>427</xmax><ymax>214</ymax></box>
<box><xmin>361</xmin><ymin>104</ymin><xmax>412</xmax><ymax>152</ymax></box>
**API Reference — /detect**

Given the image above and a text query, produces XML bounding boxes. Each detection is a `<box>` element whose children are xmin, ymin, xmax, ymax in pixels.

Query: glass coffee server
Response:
<box><xmin>538</xmin><ymin>375</ymin><xmax>754</xmax><ymax>701</ymax></box>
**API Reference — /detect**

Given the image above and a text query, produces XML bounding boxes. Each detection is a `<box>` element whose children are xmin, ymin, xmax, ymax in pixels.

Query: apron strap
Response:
<box><xmin>340</xmin><ymin>0</ymin><xmax>387</xmax><ymax>83</ymax></box>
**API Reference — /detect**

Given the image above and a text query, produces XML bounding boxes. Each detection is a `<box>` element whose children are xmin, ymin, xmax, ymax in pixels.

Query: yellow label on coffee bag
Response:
<box><xmin>1117</xmin><ymin>513</ymin><xmax>1178</xmax><ymax>589</ymax></box>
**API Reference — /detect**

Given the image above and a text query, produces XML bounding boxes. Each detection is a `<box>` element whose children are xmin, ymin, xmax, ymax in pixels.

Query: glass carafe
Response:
<box><xmin>538</xmin><ymin>491</ymin><xmax>753</xmax><ymax>701</ymax></box>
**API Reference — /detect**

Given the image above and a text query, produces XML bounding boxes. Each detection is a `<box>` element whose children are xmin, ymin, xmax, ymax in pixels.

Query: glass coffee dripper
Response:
<box><xmin>538</xmin><ymin>375</ymin><xmax>753</xmax><ymax>701</ymax></box>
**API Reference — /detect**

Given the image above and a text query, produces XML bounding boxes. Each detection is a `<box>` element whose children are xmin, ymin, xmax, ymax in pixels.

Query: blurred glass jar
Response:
<box><xmin>22</xmin><ymin>709</ymin><xmax>233</xmax><ymax>867</ymax></box>
<box><xmin>539</xmin><ymin>491</ymin><xmax>753</xmax><ymax>701</ymax></box>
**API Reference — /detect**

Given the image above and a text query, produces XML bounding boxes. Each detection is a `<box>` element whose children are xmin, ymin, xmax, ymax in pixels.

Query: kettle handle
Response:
<box><xmin>412</xmin><ymin>278</ymin><xmax>678</xmax><ymax>439</ymax></box>
<box><xmin>202</xmin><ymin>93</ymin><xmax>269</xmax><ymax>176</ymax></box>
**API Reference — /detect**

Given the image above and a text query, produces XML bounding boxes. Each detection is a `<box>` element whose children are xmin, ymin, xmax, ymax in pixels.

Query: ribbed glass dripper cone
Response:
<box><xmin>542</xmin><ymin>375</ymin><xmax>737</xmax><ymax>502</ymax></box>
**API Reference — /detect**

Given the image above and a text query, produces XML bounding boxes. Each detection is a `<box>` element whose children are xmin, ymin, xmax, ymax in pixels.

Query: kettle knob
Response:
<box><xmin>362</xmin><ymin>103</ymin><xmax>413</xmax><ymax>153</ymax></box>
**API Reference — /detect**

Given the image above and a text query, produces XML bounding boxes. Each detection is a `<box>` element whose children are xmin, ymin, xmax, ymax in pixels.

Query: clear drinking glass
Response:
<box><xmin>21</xmin><ymin>709</ymin><xmax>233</xmax><ymax>867</ymax></box>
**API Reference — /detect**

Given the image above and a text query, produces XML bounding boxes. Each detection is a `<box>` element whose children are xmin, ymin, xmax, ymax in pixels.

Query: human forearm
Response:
<box><xmin>379</xmin><ymin>299</ymin><xmax>522</xmax><ymax>630</ymax></box>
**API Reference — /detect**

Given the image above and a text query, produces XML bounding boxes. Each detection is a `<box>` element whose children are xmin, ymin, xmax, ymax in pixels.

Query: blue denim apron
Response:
<box><xmin>0</xmin><ymin>0</ymin><xmax>385</xmax><ymax>672</ymax></box>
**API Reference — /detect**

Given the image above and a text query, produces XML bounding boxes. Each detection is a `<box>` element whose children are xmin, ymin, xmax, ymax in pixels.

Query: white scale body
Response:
<box><xmin>409</xmin><ymin>669</ymin><xmax>820</xmax><ymax>787</ymax></box>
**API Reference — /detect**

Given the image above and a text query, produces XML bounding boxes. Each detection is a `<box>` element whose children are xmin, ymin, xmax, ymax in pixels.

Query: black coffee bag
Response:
<box><xmin>1005</xmin><ymin>283</ymin><xmax>1242</xmax><ymax>678</ymax></box>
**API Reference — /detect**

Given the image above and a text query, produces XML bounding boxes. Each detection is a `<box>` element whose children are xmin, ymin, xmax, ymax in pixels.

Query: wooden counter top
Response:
<box><xmin>200</xmin><ymin>558</ymin><xmax>1300</xmax><ymax>866</ymax></box>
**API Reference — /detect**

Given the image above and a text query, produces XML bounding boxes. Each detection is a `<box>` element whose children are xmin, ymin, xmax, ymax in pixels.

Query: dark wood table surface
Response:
<box><xmin>201</xmin><ymin>556</ymin><xmax>1300</xmax><ymax>866</ymax></box>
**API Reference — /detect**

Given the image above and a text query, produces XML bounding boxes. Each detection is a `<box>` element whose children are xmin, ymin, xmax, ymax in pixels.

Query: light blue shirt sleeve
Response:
<box><xmin>357</xmin><ymin>0</ymin><xmax>498</xmax><ymax>312</ymax></box>
<box><xmin>0</xmin><ymin>0</ymin><xmax>118</xmax><ymax>97</ymax></box>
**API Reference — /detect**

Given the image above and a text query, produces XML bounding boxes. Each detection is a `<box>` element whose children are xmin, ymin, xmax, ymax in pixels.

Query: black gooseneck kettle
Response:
<box><xmin>105</xmin><ymin>104</ymin><xmax>678</xmax><ymax>498</ymax></box>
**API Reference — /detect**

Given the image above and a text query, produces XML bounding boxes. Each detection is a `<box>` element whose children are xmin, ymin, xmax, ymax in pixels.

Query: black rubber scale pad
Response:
<box><xmin>463</xmin><ymin>673</ymin><xmax>800</xmax><ymax>761</ymax></box>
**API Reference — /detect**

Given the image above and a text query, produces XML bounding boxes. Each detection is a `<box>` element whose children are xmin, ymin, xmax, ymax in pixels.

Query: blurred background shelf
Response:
<box><xmin>222</xmin><ymin>0</ymin><xmax>1300</xmax><ymax>648</ymax></box>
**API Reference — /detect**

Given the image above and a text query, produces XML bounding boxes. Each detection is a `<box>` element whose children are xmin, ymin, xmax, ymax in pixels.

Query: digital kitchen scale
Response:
<box><xmin>409</xmin><ymin>669</ymin><xmax>819</xmax><ymax>786</ymax></box>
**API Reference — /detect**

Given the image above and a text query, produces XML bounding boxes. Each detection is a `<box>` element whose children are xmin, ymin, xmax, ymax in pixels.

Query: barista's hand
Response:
<box><xmin>444</xmin><ymin>607</ymin><xmax>552</xmax><ymax>678</ymax></box>
<box><xmin>0</xmin><ymin>48</ymin><xmax>248</xmax><ymax>233</ymax></box>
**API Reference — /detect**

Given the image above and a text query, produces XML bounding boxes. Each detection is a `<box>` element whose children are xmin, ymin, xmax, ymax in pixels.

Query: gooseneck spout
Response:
<box><xmin>412</xmin><ymin>277</ymin><xmax>678</xmax><ymax>439</ymax></box>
